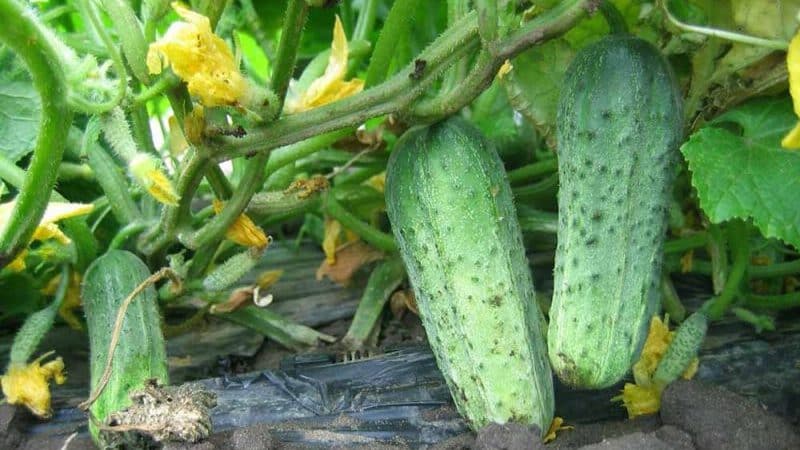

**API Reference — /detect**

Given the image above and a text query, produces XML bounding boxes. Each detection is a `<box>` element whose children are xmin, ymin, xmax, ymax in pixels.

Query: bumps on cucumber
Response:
<box><xmin>385</xmin><ymin>117</ymin><xmax>554</xmax><ymax>432</ymax></box>
<box><xmin>82</xmin><ymin>250</ymin><xmax>169</xmax><ymax>446</ymax></box>
<box><xmin>549</xmin><ymin>35</ymin><xmax>683</xmax><ymax>388</ymax></box>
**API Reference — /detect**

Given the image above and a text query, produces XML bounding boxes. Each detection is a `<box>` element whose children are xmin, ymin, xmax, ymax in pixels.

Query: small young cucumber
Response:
<box><xmin>385</xmin><ymin>117</ymin><xmax>554</xmax><ymax>432</ymax></box>
<box><xmin>654</xmin><ymin>312</ymin><xmax>707</xmax><ymax>386</ymax></box>
<box><xmin>549</xmin><ymin>34</ymin><xmax>684</xmax><ymax>389</ymax></box>
<box><xmin>82</xmin><ymin>250</ymin><xmax>169</xmax><ymax>445</ymax></box>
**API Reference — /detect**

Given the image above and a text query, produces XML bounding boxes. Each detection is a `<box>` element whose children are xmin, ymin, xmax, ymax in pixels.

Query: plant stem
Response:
<box><xmin>353</xmin><ymin>0</ymin><xmax>379</xmax><ymax>41</ymax></box>
<box><xmin>745</xmin><ymin>292</ymin><xmax>800</xmax><ymax>311</ymax></box>
<box><xmin>270</xmin><ymin>0</ymin><xmax>309</xmax><ymax>110</ymax></box>
<box><xmin>705</xmin><ymin>220</ymin><xmax>749</xmax><ymax>320</ymax></box>
<box><xmin>661</xmin><ymin>273</ymin><xmax>686</xmax><ymax>322</ymax></box>
<box><xmin>507</xmin><ymin>158</ymin><xmax>558</xmax><ymax>185</ymax></box>
<box><xmin>0</xmin><ymin>0</ymin><xmax>73</xmax><ymax>268</ymax></box>
<box><xmin>663</xmin><ymin>231</ymin><xmax>709</xmax><ymax>254</ymax></box>
<box><xmin>205</xmin><ymin>164</ymin><xmax>234</xmax><ymax>199</ymax></box>
<box><xmin>661</xmin><ymin>0</ymin><xmax>788</xmax><ymax>50</ymax></box>
<box><xmin>364</xmin><ymin>0</ymin><xmax>421</xmax><ymax>88</ymax></box>
<box><xmin>133</xmin><ymin>74</ymin><xmax>180</xmax><ymax>106</ymax></box>
<box><xmin>342</xmin><ymin>256</ymin><xmax>406</xmax><ymax>349</ymax></box>
<box><xmin>110</xmin><ymin>222</ymin><xmax>150</xmax><ymax>250</ymax></box>
<box><xmin>324</xmin><ymin>193</ymin><xmax>396</xmax><ymax>253</ymax></box>
<box><xmin>599</xmin><ymin>0</ymin><xmax>628</xmax><ymax>34</ymax></box>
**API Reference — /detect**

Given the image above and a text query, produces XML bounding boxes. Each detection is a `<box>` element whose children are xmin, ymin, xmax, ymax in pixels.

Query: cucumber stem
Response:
<box><xmin>507</xmin><ymin>158</ymin><xmax>558</xmax><ymax>186</ymax></box>
<box><xmin>324</xmin><ymin>193</ymin><xmax>397</xmax><ymax>253</ymax></box>
<box><xmin>661</xmin><ymin>273</ymin><xmax>687</xmax><ymax>322</ymax></box>
<box><xmin>0</xmin><ymin>0</ymin><xmax>73</xmax><ymax>267</ymax></box>
<box><xmin>599</xmin><ymin>0</ymin><xmax>628</xmax><ymax>34</ymax></box>
<box><xmin>704</xmin><ymin>220</ymin><xmax>749</xmax><ymax>320</ymax></box>
<box><xmin>745</xmin><ymin>292</ymin><xmax>800</xmax><ymax>311</ymax></box>
<box><xmin>342</xmin><ymin>257</ymin><xmax>406</xmax><ymax>349</ymax></box>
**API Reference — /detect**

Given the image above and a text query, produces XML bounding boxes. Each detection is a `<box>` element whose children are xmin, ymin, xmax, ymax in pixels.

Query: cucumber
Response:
<box><xmin>549</xmin><ymin>34</ymin><xmax>684</xmax><ymax>389</ymax></box>
<box><xmin>653</xmin><ymin>311</ymin><xmax>707</xmax><ymax>386</ymax></box>
<box><xmin>82</xmin><ymin>250</ymin><xmax>168</xmax><ymax>446</ymax></box>
<box><xmin>385</xmin><ymin>117</ymin><xmax>554</xmax><ymax>432</ymax></box>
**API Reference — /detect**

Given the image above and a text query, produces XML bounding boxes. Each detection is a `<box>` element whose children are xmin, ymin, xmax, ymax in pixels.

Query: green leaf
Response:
<box><xmin>681</xmin><ymin>97</ymin><xmax>800</xmax><ymax>248</ymax></box>
<box><xmin>504</xmin><ymin>39</ymin><xmax>574</xmax><ymax>136</ymax></box>
<box><xmin>730</xmin><ymin>0</ymin><xmax>800</xmax><ymax>40</ymax></box>
<box><xmin>0</xmin><ymin>78</ymin><xmax>40</xmax><ymax>163</ymax></box>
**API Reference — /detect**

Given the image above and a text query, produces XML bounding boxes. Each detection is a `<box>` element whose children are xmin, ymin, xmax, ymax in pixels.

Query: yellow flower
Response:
<box><xmin>614</xmin><ymin>383</ymin><xmax>662</xmax><ymax>419</ymax></box>
<box><xmin>129</xmin><ymin>154</ymin><xmax>180</xmax><ymax>206</ymax></box>
<box><xmin>364</xmin><ymin>172</ymin><xmax>386</xmax><ymax>193</ymax></box>
<box><xmin>0</xmin><ymin>201</ymin><xmax>94</xmax><ymax>271</ymax></box>
<box><xmin>497</xmin><ymin>59</ymin><xmax>513</xmax><ymax>79</ymax></box>
<box><xmin>783</xmin><ymin>31</ymin><xmax>800</xmax><ymax>149</ymax></box>
<box><xmin>631</xmin><ymin>316</ymin><xmax>673</xmax><ymax>386</ymax></box>
<box><xmin>1</xmin><ymin>352</ymin><xmax>66</xmax><ymax>418</ymax></box>
<box><xmin>284</xmin><ymin>16</ymin><xmax>365</xmax><ymax>113</ymax></box>
<box><xmin>543</xmin><ymin>416</ymin><xmax>573</xmax><ymax>443</ymax></box>
<box><xmin>212</xmin><ymin>200</ymin><xmax>269</xmax><ymax>248</ymax></box>
<box><xmin>41</xmin><ymin>271</ymin><xmax>83</xmax><ymax>330</ymax></box>
<box><xmin>147</xmin><ymin>2</ymin><xmax>247</xmax><ymax>107</ymax></box>
<box><xmin>616</xmin><ymin>315</ymin><xmax>700</xmax><ymax>418</ymax></box>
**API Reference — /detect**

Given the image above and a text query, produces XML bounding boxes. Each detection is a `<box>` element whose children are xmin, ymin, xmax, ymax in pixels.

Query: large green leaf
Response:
<box><xmin>0</xmin><ymin>51</ymin><xmax>40</xmax><ymax>163</ymax></box>
<box><xmin>681</xmin><ymin>97</ymin><xmax>800</xmax><ymax>248</ymax></box>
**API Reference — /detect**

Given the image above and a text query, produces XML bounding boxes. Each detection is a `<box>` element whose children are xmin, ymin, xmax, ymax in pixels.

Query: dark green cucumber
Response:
<box><xmin>82</xmin><ymin>250</ymin><xmax>168</xmax><ymax>445</ymax></box>
<box><xmin>385</xmin><ymin>117</ymin><xmax>554</xmax><ymax>432</ymax></box>
<box><xmin>549</xmin><ymin>34</ymin><xmax>684</xmax><ymax>389</ymax></box>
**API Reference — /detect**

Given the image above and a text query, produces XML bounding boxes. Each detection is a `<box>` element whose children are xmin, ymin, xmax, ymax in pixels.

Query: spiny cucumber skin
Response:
<box><xmin>654</xmin><ymin>312</ymin><xmax>707</xmax><ymax>386</ymax></box>
<box><xmin>550</xmin><ymin>35</ymin><xmax>684</xmax><ymax>389</ymax></box>
<box><xmin>82</xmin><ymin>250</ymin><xmax>168</xmax><ymax>445</ymax></box>
<box><xmin>385</xmin><ymin>117</ymin><xmax>554</xmax><ymax>432</ymax></box>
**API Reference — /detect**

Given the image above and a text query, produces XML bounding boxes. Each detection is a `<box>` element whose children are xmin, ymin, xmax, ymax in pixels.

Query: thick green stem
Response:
<box><xmin>663</xmin><ymin>232</ymin><xmax>709</xmax><ymax>254</ymax></box>
<box><xmin>342</xmin><ymin>256</ymin><xmax>406</xmax><ymax>349</ymax></box>
<box><xmin>271</xmin><ymin>0</ymin><xmax>309</xmax><ymax>110</ymax></box>
<box><xmin>185</xmin><ymin>154</ymin><xmax>269</xmax><ymax>250</ymax></box>
<box><xmin>661</xmin><ymin>273</ymin><xmax>687</xmax><ymax>322</ymax></box>
<box><xmin>516</xmin><ymin>207</ymin><xmax>558</xmax><ymax>234</ymax></box>
<box><xmin>210</xmin><ymin>11</ymin><xmax>482</xmax><ymax>161</ymax></box>
<box><xmin>101</xmin><ymin>0</ymin><xmax>150</xmax><ymax>84</ymax></box>
<box><xmin>205</xmin><ymin>164</ymin><xmax>234</xmax><ymax>199</ymax></box>
<box><xmin>705</xmin><ymin>221</ymin><xmax>749</xmax><ymax>320</ymax></box>
<box><xmin>364</xmin><ymin>0</ymin><xmax>420</xmax><ymax>87</ymax></box>
<box><xmin>599</xmin><ymin>0</ymin><xmax>628</xmax><ymax>34</ymax></box>
<box><xmin>745</xmin><ymin>292</ymin><xmax>800</xmax><ymax>311</ymax></box>
<box><xmin>324</xmin><ymin>193</ymin><xmax>396</xmax><ymax>253</ymax></box>
<box><xmin>413</xmin><ymin>0</ymin><xmax>588</xmax><ymax>120</ymax></box>
<box><xmin>133</xmin><ymin>74</ymin><xmax>180</xmax><ymax>106</ymax></box>
<box><xmin>109</xmin><ymin>222</ymin><xmax>150</xmax><ymax>250</ymax></box>
<box><xmin>353</xmin><ymin>0</ymin><xmax>379</xmax><ymax>41</ymax></box>
<box><xmin>140</xmin><ymin>154</ymin><xmax>209</xmax><ymax>255</ymax></box>
<box><xmin>507</xmin><ymin>158</ymin><xmax>558</xmax><ymax>185</ymax></box>
<box><xmin>0</xmin><ymin>0</ymin><xmax>73</xmax><ymax>268</ymax></box>
<box><xmin>708</xmin><ymin>223</ymin><xmax>728</xmax><ymax>294</ymax></box>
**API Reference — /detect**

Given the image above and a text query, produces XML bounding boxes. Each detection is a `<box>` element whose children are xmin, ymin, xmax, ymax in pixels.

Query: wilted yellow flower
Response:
<box><xmin>783</xmin><ymin>31</ymin><xmax>800</xmax><ymax>149</ymax></box>
<box><xmin>364</xmin><ymin>172</ymin><xmax>386</xmax><ymax>193</ymax></box>
<box><xmin>0</xmin><ymin>201</ymin><xmax>93</xmax><ymax>271</ymax></box>
<box><xmin>321</xmin><ymin>217</ymin><xmax>359</xmax><ymax>266</ymax></box>
<box><xmin>129</xmin><ymin>154</ymin><xmax>180</xmax><ymax>206</ymax></box>
<box><xmin>497</xmin><ymin>60</ymin><xmax>513</xmax><ymax>79</ymax></box>
<box><xmin>212</xmin><ymin>200</ymin><xmax>269</xmax><ymax>248</ymax></box>
<box><xmin>1</xmin><ymin>353</ymin><xmax>66</xmax><ymax>418</ymax></box>
<box><xmin>616</xmin><ymin>315</ymin><xmax>699</xmax><ymax>418</ymax></box>
<box><xmin>42</xmin><ymin>271</ymin><xmax>83</xmax><ymax>330</ymax></box>
<box><xmin>632</xmin><ymin>316</ymin><xmax>673</xmax><ymax>386</ymax></box>
<box><xmin>543</xmin><ymin>416</ymin><xmax>573</xmax><ymax>443</ymax></box>
<box><xmin>614</xmin><ymin>383</ymin><xmax>662</xmax><ymax>419</ymax></box>
<box><xmin>147</xmin><ymin>2</ymin><xmax>246</xmax><ymax>107</ymax></box>
<box><xmin>284</xmin><ymin>16</ymin><xmax>364</xmax><ymax>113</ymax></box>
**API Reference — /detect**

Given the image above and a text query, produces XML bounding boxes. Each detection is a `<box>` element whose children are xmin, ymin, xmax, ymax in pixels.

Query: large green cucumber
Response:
<box><xmin>385</xmin><ymin>117</ymin><xmax>553</xmax><ymax>432</ymax></box>
<box><xmin>82</xmin><ymin>250</ymin><xmax>169</xmax><ymax>445</ymax></box>
<box><xmin>549</xmin><ymin>34</ymin><xmax>683</xmax><ymax>389</ymax></box>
